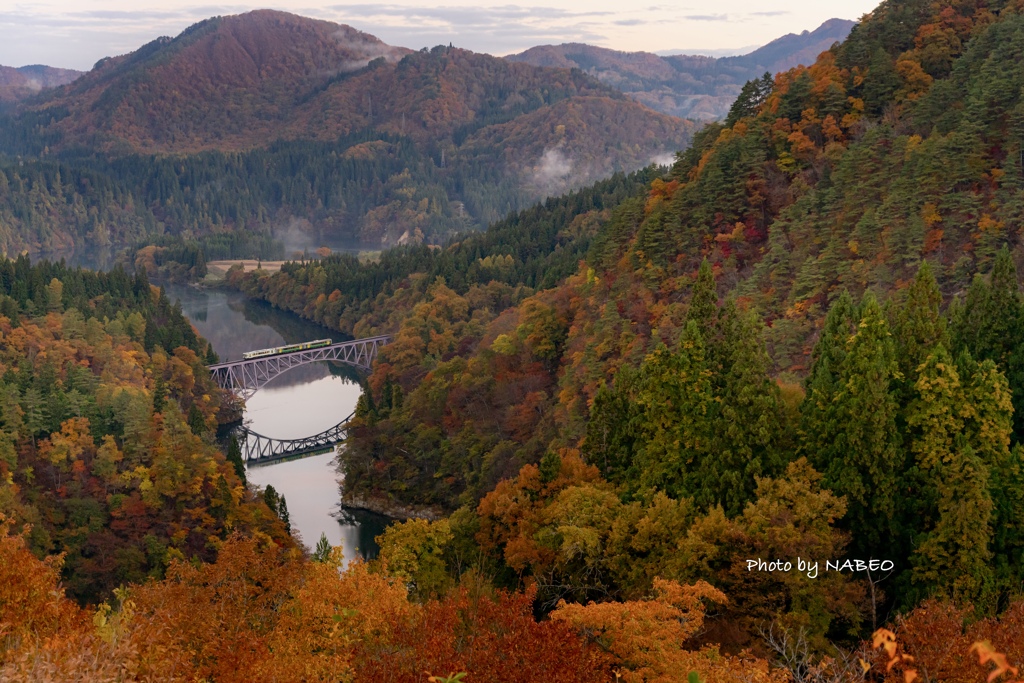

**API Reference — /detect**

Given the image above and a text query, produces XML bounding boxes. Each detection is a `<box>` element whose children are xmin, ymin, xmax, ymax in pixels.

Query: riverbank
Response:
<box><xmin>341</xmin><ymin>490</ymin><xmax>446</xmax><ymax>521</ymax></box>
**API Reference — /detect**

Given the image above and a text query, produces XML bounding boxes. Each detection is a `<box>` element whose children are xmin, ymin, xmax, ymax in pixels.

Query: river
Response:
<box><xmin>162</xmin><ymin>284</ymin><xmax>391</xmax><ymax>564</ymax></box>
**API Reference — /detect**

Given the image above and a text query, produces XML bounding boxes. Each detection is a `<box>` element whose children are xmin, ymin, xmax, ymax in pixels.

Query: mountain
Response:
<box><xmin>0</xmin><ymin>10</ymin><xmax>693</xmax><ymax>255</ymax></box>
<box><xmin>14</xmin><ymin>10</ymin><xmax>690</xmax><ymax>159</ymax></box>
<box><xmin>0</xmin><ymin>64</ymin><xmax>82</xmax><ymax>109</ymax></box>
<box><xmin>506</xmin><ymin>18</ymin><xmax>855</xmax><ymax>120</ymax></box>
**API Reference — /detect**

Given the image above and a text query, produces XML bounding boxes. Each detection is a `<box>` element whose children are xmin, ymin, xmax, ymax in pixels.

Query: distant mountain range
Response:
<box><xmin>0</xmin><ymin>10</ymin><xmax>694</xmax><ymax>254</ymax></box>
<box><xmin>0</xmin><ymin>64</ymin><xmax>81</xmax><ymax>110</ymax></box>
<box><xmin>506</xmin><ymin>18</ymin><xmax>855</xmax><ymax>120</ymax></box>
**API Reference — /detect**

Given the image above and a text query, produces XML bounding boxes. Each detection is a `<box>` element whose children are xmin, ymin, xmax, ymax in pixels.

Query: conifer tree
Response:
<box><xmin>227</xmin><ymin>434</ymin><xmax>247</xmax><ymax>486</ymax></box>
<box><xmin>279</xmin><ymin>495</ymin><xmax>291</xmax><ymax>534</ymax></box>
<box><xmin>704</xmin><ymin>303</ymin><xmax>788</xmax><ymax>516</ymax></box>
<box><xmin>584</xmin><ymin>376</ymin><xmax>637</xmax><ymax>482</ymax></box>
<box><xmin>951</xmin><ymin>247</ymin><xmax>1024</xmax><ymax>441</ymax></box>
<box><xmin>631</xmin><ymin>322</ymin><xmax>714</xmax><ymax>503</ymax></box>
<box><xmin>800</xmin><ymin>290</ymin><xmax>854</xmax><ymax>460</ymax></box>
<box><xmin>686</xmin><ymin>259</ymin><xmax>717</xmax><ymax>341</ymax></box>
<box><xmin>809</xmin><ymin>293</ymin><xmax>903</xmax><ymax>557</ymax></box>
<box><xmin>892</xmin><ymin>262</ymin><xmax>947</xmax><ymax>391</ymax></box>
<box><xmin>959</xmin><ymin>353</ymin><xmax>1024</xmax><ymax>584</ymax></box>
<box><xmin>312</xmin><ymin>532</ymin><xmax>332</xmax><ymax>563</ymax></box>
<box><xmin>906</xmin><ymin>347</ymin><xmax>994</xmax><ymax>603</ymax></box>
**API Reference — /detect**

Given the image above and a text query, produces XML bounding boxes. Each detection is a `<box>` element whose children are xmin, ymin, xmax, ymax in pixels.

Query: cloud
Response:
<box><xmin>530</xmin><ymin>147</ymin><xmax>573</xmax><ymax>196</ymax></box>
<box><xmin>684</xmin><ymin>14</ymin><xmax>730</xmax><ymax>21</ymax></box>
<box><xmin>751</xmin><ymin>10</ymin><xmax>790</xmax><ymax>16</ymax></box>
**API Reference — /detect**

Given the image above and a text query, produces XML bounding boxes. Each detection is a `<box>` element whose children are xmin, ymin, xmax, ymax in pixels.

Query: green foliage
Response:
<box><xmin>376</xmin><ymin>518</ymin><xmax>454</xmax><ymax>600</ymax></box>
<box><xmin>312</xmin><ymin>533</ymin><xmax>332</xmax><ymax>563</ymax></box>
<box><xmin>725</xmin><ymin>73</ymin><xmax>774</xmax><ymax>127</ymax></box>
<box><xmin>226</xmin><ymin>435</ymin><xmax>246</xmax><ymax>486</ymax></box>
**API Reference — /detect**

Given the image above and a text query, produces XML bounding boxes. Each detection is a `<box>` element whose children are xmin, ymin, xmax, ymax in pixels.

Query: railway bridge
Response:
<box><xmin>207</xmin><ymin>335</ymin><xmax>391</xmax><ymax>400</ymax></box>
<box><xmin>236</xmin><ymin>412</ymin><xmax>354</xmax><ymax>464</ymax></box>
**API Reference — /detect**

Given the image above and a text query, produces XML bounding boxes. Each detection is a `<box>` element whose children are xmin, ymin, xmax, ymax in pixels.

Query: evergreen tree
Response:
<box><xmin>905</xmin><ymin>346</ymin><xmax>995</xmax><ymax>605</ymax></box>
<box><xmin>227</xmin><ymin>434</ymin><xmax>247</xmax><ymax>486</ymax></box>
<box><xmin>686</xmin><ymin>259</ymin><xmax>717</xmax><ymax>341</ymax></box>
<box><xmin>584</xmin><ymin>371</ymin><xmax>639</xmax><ymax>482</ymax></box>
<box><xmin>725</xmin><ymin>72</ymin><xmax>774</xmax><ymax>127</ymax></box>
<box><xmin>704</xmin><ymin>303</ymin><xmax>789</xmax><ymax>516</ymax></box>
<box><xmin>630</xmin><ymin>322</ymin><xmax>715</xmax><ymax>503</ymax></box>
<box><xmin>959</xmin><ymin>353</ymin><xmax>1024</xmax><ymax>587</ymax></box>
<box><xmin>279</xmin><ymin>495</ymin><xmax>291</xmax><ymax>534</ymax></box>
<box><xmin>800</xmin><ymin>290</ymin><xmax>855</xmax><ymax>459</ymax></box>
<box><xmin>891</xmin><ymin>261</ymin><xmax>947</xmax><ymax>392</ymax></box>
<box><xmin>808</xmin><ymin>293</ymin><xmax>903</xmax><ymax>557</ymax></box>
<box><xmin>951</xmin><ymin>247</ymin><xmax>1024</xmax><ymax>441</ymax></box>
<box><xmin>187</xmin><ymin>404</ymin><xmax>207</xmax><ymax>438</ymax></box>
<box><xmin>152</xmin><ymin>377</ymin><xmax>166</xmax><ymax>414</ymax></box>
<box><xmin>312</xmin><ymin>532</ymin><xmax>332</xmax><ymax>563</ymax></box>
<box><xmin>263</xmin><ymin>484</ymin><xmax>280</xmax><ymax>516</ymax></box>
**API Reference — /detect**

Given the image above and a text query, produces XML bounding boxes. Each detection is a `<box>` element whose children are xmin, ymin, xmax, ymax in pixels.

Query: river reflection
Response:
<box><xmin>162</xmin><ymin>284</ymin><xmax>390</xmax><ymax>563</ymax></box>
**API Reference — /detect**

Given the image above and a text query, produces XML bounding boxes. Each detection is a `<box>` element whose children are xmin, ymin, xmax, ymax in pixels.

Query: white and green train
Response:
<box><xmin>241</xmin><ymin>339</ymin><xmax>332</xmax><ymax>360</ymax></box>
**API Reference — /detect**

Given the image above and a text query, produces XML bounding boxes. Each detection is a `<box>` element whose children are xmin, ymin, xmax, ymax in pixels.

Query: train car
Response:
<box><xmin>242</xmin><ymin>338</ymin><xmax>332</xmax><ymax>360</ymax></box>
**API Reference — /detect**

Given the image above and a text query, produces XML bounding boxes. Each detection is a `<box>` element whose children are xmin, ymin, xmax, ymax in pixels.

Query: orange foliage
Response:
<box><xmin>552</xmin><ymin>578</ymin><xmax>783</xmax><ymax>683</ymax></box>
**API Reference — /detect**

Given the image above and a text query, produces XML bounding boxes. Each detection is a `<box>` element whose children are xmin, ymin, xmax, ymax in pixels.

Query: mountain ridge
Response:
<box><xmin>506</xmin><ymin>18</ymin><xmax>855</xmax><ymax>120</ymax></box>
<box><xmin>0</xmin><ymin>10</ymin><xmax>693</xmax><ymax>254</ymax></box>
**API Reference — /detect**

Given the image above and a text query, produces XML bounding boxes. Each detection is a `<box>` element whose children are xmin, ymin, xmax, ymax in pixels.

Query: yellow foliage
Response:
<box><xmin>552</xmin><ymin>579</ymin><xmax>782</xmax><ymax>683</ymax></box>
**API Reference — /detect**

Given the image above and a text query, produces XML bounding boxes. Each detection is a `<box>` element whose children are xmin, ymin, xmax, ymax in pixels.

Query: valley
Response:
<box><xmin>3</xmin><ymin>0</ymin><xmax>1024</xmax><ymax>681</ymax></box>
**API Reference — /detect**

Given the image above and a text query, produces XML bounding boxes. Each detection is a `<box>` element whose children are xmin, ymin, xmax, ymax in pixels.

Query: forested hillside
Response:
<box><xmin>225</xmin><ymin>0</ymin><xmax>1024</xmax><ymax>654</ymax></box>
<box><xmin>7</xmin><ymin>0</ymin><xmax>1024</xmax><ymax>679</ymax></box>
<box><xmin>0</xmin><ymin>257</ymin><xmax>291</xmax><ymax>604</ymax></box>
<box><xmin>0</xmin><ymin>10</ymin><xmax>693</xmax><ymax>256</ymax></box>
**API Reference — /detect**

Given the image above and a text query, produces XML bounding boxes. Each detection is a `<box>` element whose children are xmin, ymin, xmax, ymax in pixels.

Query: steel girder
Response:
<box><xmin>208</xmin><ymin>335</ymin><xmax>391</xmax><ymax>399</ymax></box>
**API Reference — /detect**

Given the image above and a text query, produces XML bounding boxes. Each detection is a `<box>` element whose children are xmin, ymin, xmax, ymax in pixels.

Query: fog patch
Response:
<box><xmin>275</xmin><ymin>217</ymin><xmax>318</xmax><ymax>257</ymax></box>
<box><xmin>331</xmin><ymin>29</ymin><xmax>406</xmax><ymax>73</ymax></box>
<box><xmin>530</xmin><ymin>148</ymin><xmax>574</xmax><ymax>195</ymax></box>
<box><xmin>650</xmin><ymin>152</ymin><xmax>676</xmax><ymax>167</ymax></box>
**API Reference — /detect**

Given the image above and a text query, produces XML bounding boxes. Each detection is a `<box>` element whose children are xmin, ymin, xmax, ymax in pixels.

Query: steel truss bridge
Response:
<box><xmin>237</xmin><ymin>412</ymin><xmax>354</xmax><ymax>464</ymax></box>
<box><xmin>207</xmin><ymin>335</ymin><xmax>391</xmax><ymax>400</ymax></box>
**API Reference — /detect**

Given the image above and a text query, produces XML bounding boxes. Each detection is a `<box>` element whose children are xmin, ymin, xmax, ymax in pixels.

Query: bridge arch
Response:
<box><xmin>207</xmin><ymin>335</ymin><xmax>391</xmax><ymax>400</ymax></box>
<box><xmin>236</xmin><ymin>412</ymin><xmax>353</xmax><ymax>464</ymax></box>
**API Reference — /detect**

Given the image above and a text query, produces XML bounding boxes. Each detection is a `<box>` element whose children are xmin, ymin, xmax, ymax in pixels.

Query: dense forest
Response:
<box><xmin>6</xmin><ymin>0</ymin><xmax>1024</xmax><ymax>680</ymax></box>
<box><xmin>219</xmin><ymin>0</ymin><xmax>1024</xmax><ymax>675</ymax></box>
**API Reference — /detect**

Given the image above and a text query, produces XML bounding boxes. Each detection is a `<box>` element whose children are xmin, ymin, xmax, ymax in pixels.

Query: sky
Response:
<box><xmin>1</xmin><ymin>0</ymin><xmax>881</xmax><ymax>71</ymax></box>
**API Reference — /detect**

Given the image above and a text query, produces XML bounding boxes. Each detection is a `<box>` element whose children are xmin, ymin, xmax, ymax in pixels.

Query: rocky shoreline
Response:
<box><xmin>340</xmin><ymin>490</ymin><xmax>446</xmax><ymax>521</ymax></box>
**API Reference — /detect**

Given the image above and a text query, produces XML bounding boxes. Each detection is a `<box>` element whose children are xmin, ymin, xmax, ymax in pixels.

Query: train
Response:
<box><xmin>241</xmin><ymin>339</ymin><xmax>333</xmax><ymax>360</ymax></box>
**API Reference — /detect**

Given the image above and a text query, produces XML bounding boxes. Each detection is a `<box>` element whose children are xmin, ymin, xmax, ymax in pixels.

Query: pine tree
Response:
<box><xmin>687</xmin><ymin>259</ymin><xmax>717</xmax><ymax>341</ymax></box>
<box><xmin>227</xmin><ymin>434</ymin><xmax>246</xmax><ymax>486</ymax></box>
<box><xmin>279</xmin><ymin>495</ymin><xmax>291</xmax><ymax>534</ymax></box>
<box><xmin>704</xmin><ymin>303</ymin><xmax>788</xmax><ymax>516</ymax></box>
<box><xmin>312</xmin><ymin>532</ymin><xmax>332</xmax><ymax>563</ymax></box>
<box><xmin>800</xmin><ymin>290</ymin><xmax>855</xmax><ymax>460</ymax></box>
<box><xmin>905</xmin><ymin>346</ymin><xmax>995</xmax><ymax>605</ymax></box>
<box><xmin>810</xmin><ymin>293</ymin><xmax>903</xmax><ymax>557</ymax></box>
<box><xmin>891</xmin><ymin>262</ymin><xmax>947</xmax><ymax>391</ymax></box>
